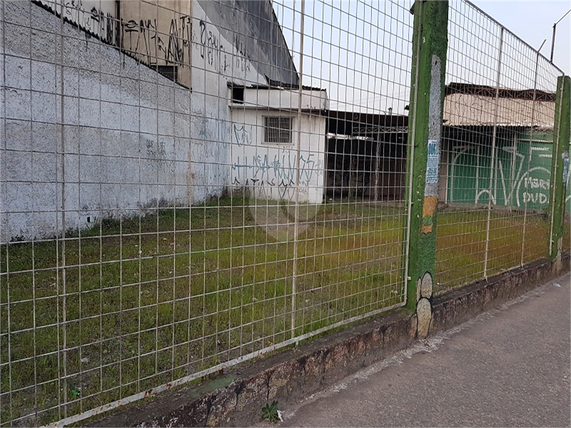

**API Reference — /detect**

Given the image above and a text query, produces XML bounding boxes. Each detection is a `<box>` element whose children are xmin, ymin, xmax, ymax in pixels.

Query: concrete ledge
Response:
<box><xmin>91</xmin><ymin>256</ymin><xmax>569</xmax><ymax>427</ymax></box>
<box><xmin>432</xmin><ymin>256</ymin><xmax>570</xmax><ymax>331</ymax></box>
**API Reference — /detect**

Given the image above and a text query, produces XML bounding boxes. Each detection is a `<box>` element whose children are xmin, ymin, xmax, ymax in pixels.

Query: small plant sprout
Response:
<box><xmin>261</xmin><ymin>400</ymin><xmax>282</xmax><ymax>423</ymax></box>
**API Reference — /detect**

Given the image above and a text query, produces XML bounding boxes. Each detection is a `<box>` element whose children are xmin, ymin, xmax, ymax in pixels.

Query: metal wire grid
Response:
<box><xmin>436</xmin><ymin>0</ymin><xmax>564</xmax><ymax>293</ymax></box>
<box><xmin>0</xmin><ymin>0</ymin><xmax>413</xmax><ymax>425</ymax></box>
<box><xmin>273</xmin><ymin>0</ymin><xmax>412</xmax><ymax>336</ymax></box>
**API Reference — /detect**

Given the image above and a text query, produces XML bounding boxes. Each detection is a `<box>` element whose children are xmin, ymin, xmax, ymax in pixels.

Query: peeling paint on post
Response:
<box><xmin>404</xmin><ymin>0</ymin><xmax>448</xmax><ymax>339</ymax></box>
<box><xmin>548</xmin><ymin>75</ymin><xmax>570</xmax><ymax>268</ymax></box>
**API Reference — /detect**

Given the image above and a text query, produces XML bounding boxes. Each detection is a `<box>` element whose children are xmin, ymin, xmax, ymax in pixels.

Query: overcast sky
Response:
<box><xmin>272</xmin><ymin>0</ymin><xmax>570</xmax><ymax>113</ymax></box>
<box><xmin>471</xmin><ymin>0</ymin><xmax>571</xmax><ymax>76</ymax></box>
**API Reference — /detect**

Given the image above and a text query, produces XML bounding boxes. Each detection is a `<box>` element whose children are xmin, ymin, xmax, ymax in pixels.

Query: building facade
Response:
<box><xmin>1</xmin><ymin>0</ymin><xmax>327</xmax><ymax>242</ymax></box>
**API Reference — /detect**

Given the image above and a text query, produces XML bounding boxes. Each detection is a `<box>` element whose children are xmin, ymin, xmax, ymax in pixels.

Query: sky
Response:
<box><xmin>471</xmin><ymin>0</ymin><xmax>571</xmax><ymax>76</ymax></box>
<box><xmin>272</xmin><ymin>0</ymin><xmax>570</xmax><ymax>113</ymax></box>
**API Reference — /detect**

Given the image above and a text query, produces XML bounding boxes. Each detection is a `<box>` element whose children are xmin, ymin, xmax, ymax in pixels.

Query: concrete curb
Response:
<box><xmin>91</xmin><ymin>256</ymin><xmax>569</xmax><ymax>427</ymax></box>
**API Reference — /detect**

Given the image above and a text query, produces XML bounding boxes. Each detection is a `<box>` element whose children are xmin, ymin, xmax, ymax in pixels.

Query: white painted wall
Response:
<box><xmin>189</xmin><ymin>1</ymin><xmax>267</xmax><ymax>204</ymax></box>
<box><xmin>230</xmin><ymin>88</ymin><xmax>327</xmax><ymax>204</ymax></box>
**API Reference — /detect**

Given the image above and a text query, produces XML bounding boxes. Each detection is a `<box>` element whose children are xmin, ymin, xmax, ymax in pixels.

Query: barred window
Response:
<box><xmin>264</xmin><ymin>116</ymin><xmax>293</xmax><ymax>144</ymax></box>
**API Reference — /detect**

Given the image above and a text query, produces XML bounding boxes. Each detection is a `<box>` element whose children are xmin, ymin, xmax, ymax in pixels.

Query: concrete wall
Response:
<box><xmin>1</xmin><ymin>1</ymin><xmax>195</xmax><ymax>242</ymax></box>
<box><xmin>1</xmin><ymin>1</ymin><xmax>288</xmax><ymax>242</ymax></box>
<box><xmin>0</xmin><ymin>0</ymin><xmax>312</xmax><ymax>242</ymax></box>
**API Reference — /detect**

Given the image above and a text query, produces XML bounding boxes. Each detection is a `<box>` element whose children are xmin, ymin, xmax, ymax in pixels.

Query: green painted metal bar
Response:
<box><xmin>548</xmin><ymin>75</ymin><xmax>570</xmax><ymax>266</ymax></box>
<box><xmin>403</xmin><ymin>0</ymin><xmax>449</xmax><ymax>337</ymax></box>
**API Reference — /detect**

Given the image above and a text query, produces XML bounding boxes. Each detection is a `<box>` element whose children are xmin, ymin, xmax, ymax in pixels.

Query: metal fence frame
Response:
<box><xmin>0</xmin><ymin>0</ymin><xmax>568</xmax><ymax>426</ymax></box>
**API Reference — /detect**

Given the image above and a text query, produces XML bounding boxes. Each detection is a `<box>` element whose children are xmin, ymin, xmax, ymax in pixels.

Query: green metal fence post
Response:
<box><xmin>548</xmin><ymin>75</ymin><xmax>570</xmax><ymax>270</ymax></box>
<box><xmin>404</xmin><ymin>0</ymin><xmax>448</xmax><ymax>338</ymax></box>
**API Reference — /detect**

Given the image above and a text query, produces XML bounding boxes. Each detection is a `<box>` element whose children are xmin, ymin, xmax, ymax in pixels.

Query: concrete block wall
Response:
<box><xmin>1</xmin><ymin>1</ymin><xmax>302</xmax><ymax>243</ymax></box>
<box><xmin>1</xmin><ymin>1</ymin><xmax>199</xmax><ymax>242</ymax></box>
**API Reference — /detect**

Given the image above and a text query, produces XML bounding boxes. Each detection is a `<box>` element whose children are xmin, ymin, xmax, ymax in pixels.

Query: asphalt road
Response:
<box><xmin>278</xmin><ymin>273</ymin><xmax>570</xmax><ymax>427</ymax></box>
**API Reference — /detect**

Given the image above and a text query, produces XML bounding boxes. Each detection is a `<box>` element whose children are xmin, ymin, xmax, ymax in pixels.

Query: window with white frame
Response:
<box><xmin>264</xmin><ymin>116</ymin><xmax>293</xmax><ymax>144</ymax></box>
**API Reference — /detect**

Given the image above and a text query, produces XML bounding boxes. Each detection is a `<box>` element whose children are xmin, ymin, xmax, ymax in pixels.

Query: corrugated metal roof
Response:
<box><xmin>443</xmin><ymin>92</ymin><xmax>555</xmax><ymax>128</ymax></box>
<box><xmin>446</xmin><ymin>83</ymin><xmax>555</xmax><ymax>101</ymax></box>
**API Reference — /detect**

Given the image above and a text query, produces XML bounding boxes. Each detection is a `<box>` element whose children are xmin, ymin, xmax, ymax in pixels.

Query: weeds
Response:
<box><xmin>0</xmin><ymin>198</ymin><xmax>558</xmax><ymax>425</ymax></box>
<box><xmin>261</xmin><ymin>400</ymin><xmax>281</xmax><ymax>423</ymax></box>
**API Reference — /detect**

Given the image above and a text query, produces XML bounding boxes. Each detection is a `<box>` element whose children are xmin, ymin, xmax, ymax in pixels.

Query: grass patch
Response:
<box><xmin>0</xmin><ymin>197</ymin><xmax>404</xmax><ymax>425</ymax></box>
<box><xmin>0</xmin><ymin>197</ymin><xmax>553</xmax><ymax>425</ymax></box>
<box><xmin>435</xmin><ymin>209</ymin><xmax>549</xmax><ymax>292</ymax></box>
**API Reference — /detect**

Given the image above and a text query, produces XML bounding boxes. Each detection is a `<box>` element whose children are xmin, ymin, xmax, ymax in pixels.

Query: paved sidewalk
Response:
<box><xmin>277</xmin><ymin>273</ymin><xmax>570</xmax><ymax>427</ymax></box>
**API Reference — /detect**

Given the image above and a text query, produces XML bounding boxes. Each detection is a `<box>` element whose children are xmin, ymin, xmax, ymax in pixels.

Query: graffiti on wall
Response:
<box><xmin>84</xmin><ymin>5</ymin><xmax>116</xmax><ymax>44</ymax></box>
<box><xmin>448</xmin><ymin>142</ymin><xmax>561</xmax><ymax>209</ymax></box>
<box><xmin>231</xmin><ymin>151</ymin><xmax>324</xmax><ymax>199</ymax></box>
<box><xmin>198</xmin><ymin>21</ymin><xmax>250</xmax><ymax>74</ymax></box>
<box><xmin>233</xmin><ymin>124</ymin><xmax>252</xmax><ymax>146</ymax></box>
<box><xmin>121</xmin><ymin>16</ymin><xmax>250</xmax><ymax>76</ymax></box>
<box><xmin>144</xmin><ymin>139</ymin><xmax>175</xmax><ymax>173</ymax></box>
<box><xmin>233</xmin><ymin>34</ymin><xmax>251</xmax><ymax>73</ymax></box>
<box><xmin>199</xmin><ymin>20</ymin><xmax>228</xmax><ymax>74</ymax></box>
<box><xmin>516</xmin><ymin>168</ymin><xmax>551</xmax><ymax>206</ymax></box>
<box><xmin>121</xmin><ymin>15</ymin><xmax>192</xmax><ymax>68</ymax></box>
<box><xmin>120</xmin><ymin>16</ymin><xmax>250</xmax><ymax>75</ymax></box>
<box><xmin>37</xmin><ymin>0</ymin><xmax>118</xmax><ymax>44</ymax></box>
<box><xmin>232</xmin><ymin>152</ymin><xmax>323</xmax><ymax>185</ymax></box>
<box><xmin>235</xmin><ymin>150</ymin><xmax>325</xmax><ymax>238</ymax></box>
<box><xmin>37</xmin><ymin>1</ymin><xmax>255</xmax><ymax>81</ymax></box>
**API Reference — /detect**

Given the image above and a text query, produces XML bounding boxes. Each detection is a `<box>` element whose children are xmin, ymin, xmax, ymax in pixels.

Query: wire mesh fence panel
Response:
<box><xmin>273</xmin><ymin>0</ymin><xmax>412</xmax><ymax>337</ymax></box>
<box><xmin>0</xmin><ymin>0</ymin><xmax>413</xmax><ymax>425</ymax></box>
<box><xmin>1</xmin><ymin>0</ymin><xmax>568</xmax><ymax>425</ymax></box>
<box><xmin>436</xmin><ymin>0</ymin><xmax>564</xmax><ymax>294</ymax></box>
